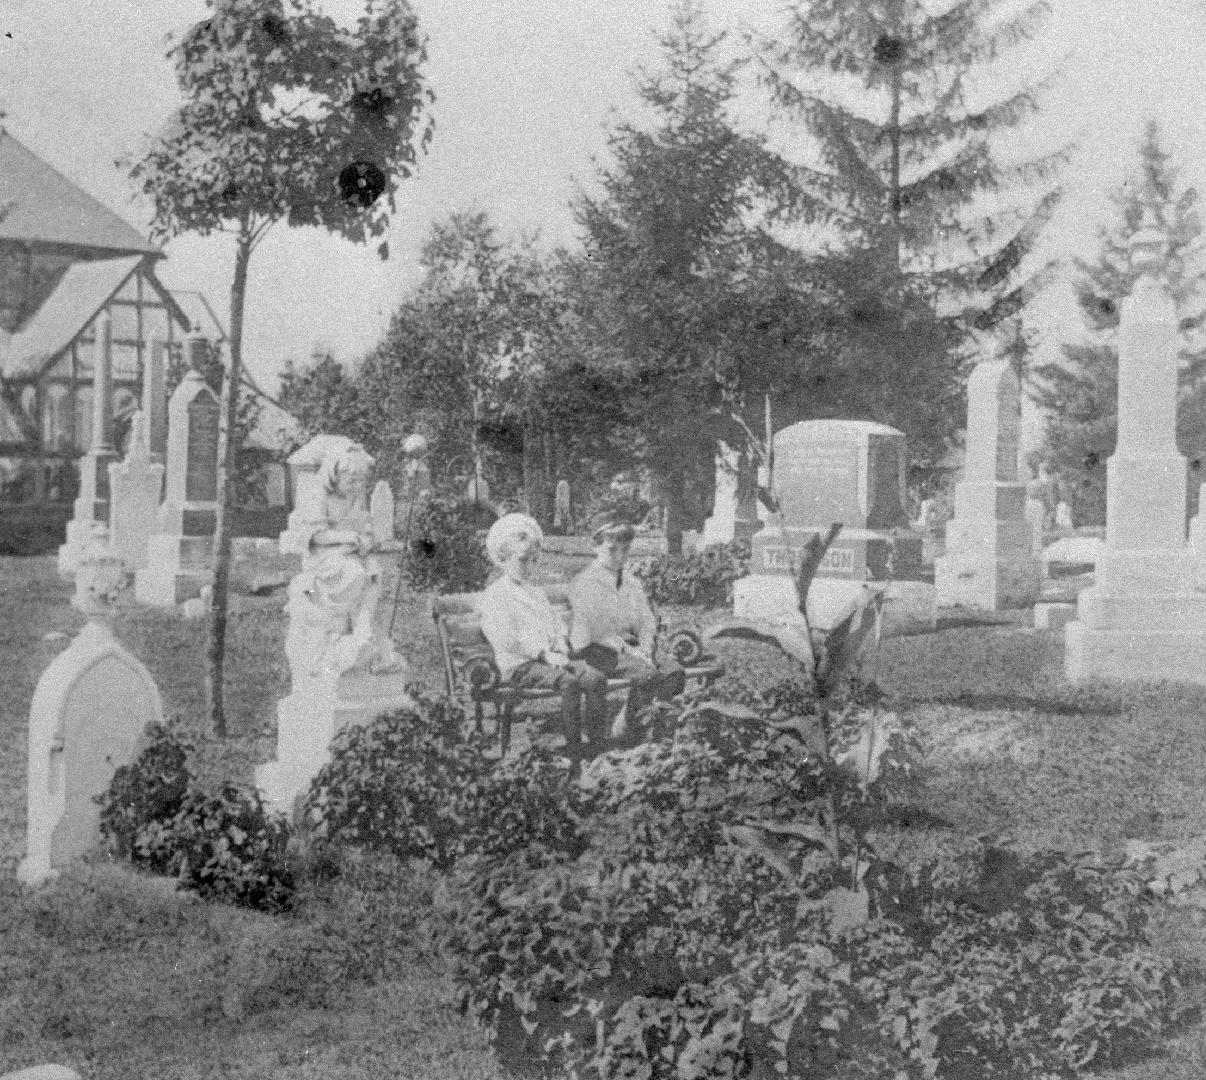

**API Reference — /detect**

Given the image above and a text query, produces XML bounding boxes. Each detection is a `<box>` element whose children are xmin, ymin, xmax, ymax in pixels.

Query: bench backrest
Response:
<box><xmin>431</xmin><ymin>586</ymin><xmax>573</xmax><ymax>697</ymax></box>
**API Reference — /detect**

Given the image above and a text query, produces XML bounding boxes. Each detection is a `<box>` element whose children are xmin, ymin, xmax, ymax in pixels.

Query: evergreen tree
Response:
<box><xmin>1032</xmin><ymin>121</ymin><xmax>1206</xmax><ymax>524</ymax></box>
<box><xmin>756</xmin><ymin>0</ymin><xmax>1064</xmax><ymax>461</ymax></box>
<box><xmin>574</xmin><ymin>1</ymin><xmax>810</xmax><ymax>550</ymax></box>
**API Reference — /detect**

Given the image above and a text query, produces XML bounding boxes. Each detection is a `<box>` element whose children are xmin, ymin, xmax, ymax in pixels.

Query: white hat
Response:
<box><xmin>485</xmin><ymin>512</ymin><xmax>543</xmax><ymax>566</ymax></box>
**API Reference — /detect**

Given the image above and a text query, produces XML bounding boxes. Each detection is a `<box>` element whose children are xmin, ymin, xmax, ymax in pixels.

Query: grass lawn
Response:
<box><xmin>3</xmin><ymin>554</ymin><xmax>1206</xmax><ymax>1077</ymax></box>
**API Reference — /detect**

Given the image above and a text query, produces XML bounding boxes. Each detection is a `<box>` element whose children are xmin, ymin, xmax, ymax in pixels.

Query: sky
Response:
<box><xmin>1</xmin><ymin>0</ymin><xmax>1205</xmax><ymax>406</ymax></box>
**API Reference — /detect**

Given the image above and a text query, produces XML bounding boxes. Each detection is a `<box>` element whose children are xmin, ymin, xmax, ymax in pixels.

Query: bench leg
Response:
<box><xmin>499</xmin><ymin>703</ymin><xmax>514</xmax><ymax>759</ymax></box>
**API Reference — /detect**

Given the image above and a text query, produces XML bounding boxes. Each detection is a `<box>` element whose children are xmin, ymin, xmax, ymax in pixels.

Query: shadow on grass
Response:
<box><xmin>894</xmin><ymin>690</ymin><xmax>1124</xmax><ymax>717</ymax></box>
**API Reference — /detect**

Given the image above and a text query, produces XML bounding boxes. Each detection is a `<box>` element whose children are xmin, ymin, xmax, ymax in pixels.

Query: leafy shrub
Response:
<box><xmin>166</xmin><ymin>785</ymin><xmax>295</xmax><ymax>913</ymax></box>
<box><xmin>406</xmin><ymin>495</ymin><xmax>494</xmax><ymax>593</ymax></box>
<box><xmin>452</xmin><ymin>830</ymin><xmax>1176</xmax><ymax>1079</ymax></box>
<box><xmin>97</xmin><ymin>723</ymin><xmax>193</xmax><ymax>873</ymax></box>
<box><xmin>99</xmin><ymin>727</ymin><xmax>294</xmax><ymax>913</ymax></box>
<box><xmin>301</xmin><ymin>694</ymin><xmax>588</xmax><ymax>870</ymax></box>
<box><xmin>631</xmin><ymin>539</ymin><xmax>750</xmax><ymax>607</ymax></box>
<box><xmin>302</xmin><ymin>697</ymin><xmax>485</xmax><ymax>870</ymax></box>
<box><xmin>449</xmin><ymin>695</ymin><xmax>1175</xmax><ymax>1080</ymax></box>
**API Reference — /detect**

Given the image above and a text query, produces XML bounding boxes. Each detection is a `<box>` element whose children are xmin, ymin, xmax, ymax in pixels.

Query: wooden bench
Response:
<box><xmin>431</xmin><ymin>584</ymin><xmax>724</xmax><ymax>757</ymax></box>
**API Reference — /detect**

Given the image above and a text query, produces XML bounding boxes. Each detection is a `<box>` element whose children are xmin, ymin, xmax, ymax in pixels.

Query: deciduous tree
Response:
<box><xmin>125</xmin><ymin>0</ymin><xmax>432</xmax><ymax>734</ymax></box>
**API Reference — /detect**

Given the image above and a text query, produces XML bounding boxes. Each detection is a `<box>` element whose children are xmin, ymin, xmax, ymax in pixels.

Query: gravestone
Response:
<box><xmin>554</xmin><ymin>479</ymin><xmax>572</xmax><ymax>533</ymax></box>
<box><xmin>18</xmin><ymin>531</ymin><xmax>162</xmax><ymax>887</ymax></box>
<box><xmin>935</xmin><ymin>360</ymin><xmax>1041</xmax><ymax>610</ymax></box>
<box><xmin>701</xmin><ymin>442</ymin><xmax>739</xmax><ymax>546</ymax></box>
<box><xmin>135</xmin><ymin>368</ymin><xmax>220</xmax><ymax>606</ymax></box>
<box><xmin>370</xmin><ymin>480</ymin><xmax>395</xmax><ymax>544</ymax></box>
<box><xmin>143</xmin><ymin>336</ymin><xmax>168</xmax><ymax>464</ymax></box>
<box><xmin>1024</xmin><ymin>488</ymin><xmax>1046</xmax><ymax>558</ymax></box>
<box><xmin>746</xmin><ymin>420</ymin><xmax>921</xmax><ymax>581</ymax></box>
<box><xmin>1055</xmin><ymin>500</ymin><xmax>1075</xmax><ymax>532</ymax></box>
<box><xmin>108</xmin><ymin>411</ymin><xmax>164</xmax><ymax>571</ymax></box>
<box><xmin>734</xmin><ymin>419</ymin><xmax>929</xmax><ymax>633</ymax></box>
<box><xmin>1066</xmin><ymin>210</ymin><xmax>1206</xmax><ymax>683</ymax></box>
<box><xmin>280</xmin><ymin>437</ymin><xmax>331</xmax><ymax>556</ymax></box>
<box><xmin>58</xmin><ymin>313</ymin><xmax>117</xmax><ymax>574</ymax></box>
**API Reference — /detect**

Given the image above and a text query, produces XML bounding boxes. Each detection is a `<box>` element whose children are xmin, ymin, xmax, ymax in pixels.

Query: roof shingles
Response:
<box><xmin>0</xmin><ymin>130</ymin><xmax>158</xmax><ymax>255</ymax></box>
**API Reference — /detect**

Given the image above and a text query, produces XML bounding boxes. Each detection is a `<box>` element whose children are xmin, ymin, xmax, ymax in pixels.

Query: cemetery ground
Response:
<box><xmin>5</xmin><ymin>554</ymin><xmax>1206</xmax><ymax>1077</ymax></box>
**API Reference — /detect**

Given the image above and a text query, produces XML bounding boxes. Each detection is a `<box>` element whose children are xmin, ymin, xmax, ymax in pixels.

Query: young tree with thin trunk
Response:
<box><xmin>125</xmin><ymin>0</ymin><xmax>433</xmax><ymax>735</ymax></box>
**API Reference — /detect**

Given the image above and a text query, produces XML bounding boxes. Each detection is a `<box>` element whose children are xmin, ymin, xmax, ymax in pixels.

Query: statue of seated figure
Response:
<box><xmin>284</xmin><ymin>437</ymin><xmax>407</xmax><ymax>685</ymax></box>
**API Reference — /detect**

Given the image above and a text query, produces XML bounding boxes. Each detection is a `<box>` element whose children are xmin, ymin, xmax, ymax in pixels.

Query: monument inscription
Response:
<box><xmin>185</xmin><ymin>395</ymin><xmax>220</xmax><ymax>503</ymax></box>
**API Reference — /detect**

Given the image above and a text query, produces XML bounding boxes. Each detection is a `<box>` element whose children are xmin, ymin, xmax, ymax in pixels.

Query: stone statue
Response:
<box><xmin>283</xmin><ymin>437</ymin><xmax>407</xmax><ymax>684</ymax></box>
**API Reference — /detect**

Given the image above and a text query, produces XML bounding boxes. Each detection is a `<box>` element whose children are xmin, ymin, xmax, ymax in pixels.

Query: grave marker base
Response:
<box><xmin>257</xmin><ymin>673</ymin><xmax>412</xmax><ymax>818</ymax></box>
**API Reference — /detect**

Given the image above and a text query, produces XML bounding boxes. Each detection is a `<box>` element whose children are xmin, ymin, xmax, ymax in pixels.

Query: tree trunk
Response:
<box><xmin>469</xmin><ymin>387</ymin><xmax>484</xmax><ymax>502</ymax></box>
<box><xmin>206</xmin><ymin>227</ymin><xmax>253</xmax><ymax>738</ymax></box>
<box><xmin>663</xmin><ymin>462</ymin><xmax>687</xmax><ymax>555</ymax></box>
<box><xmin>522</xmin><ymin>416</ymin><xmax>548</xmax><ymax>525</ymax></box>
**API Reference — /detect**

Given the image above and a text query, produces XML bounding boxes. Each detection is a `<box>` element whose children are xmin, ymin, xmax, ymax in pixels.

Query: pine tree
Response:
<box><xmin>1032</xmin><ymin>121</ymin><xmax>1206</xmax><ymax>525</ymax></box>
<box><xmin>756</xmin><ymin>0</ymin><xmax>1064</xmax><ymax>460</ymax></box>
<box><xmin>574</xmin><ymin>1</ymin><xmax>810</xmax><ymax>551</ymax></box>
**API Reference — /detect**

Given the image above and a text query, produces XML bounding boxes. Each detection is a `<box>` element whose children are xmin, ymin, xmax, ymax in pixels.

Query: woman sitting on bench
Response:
<box><xmin>478</xmin><ymin>513</ymin><xmax>610</xmax><ymax>761</ymax></box>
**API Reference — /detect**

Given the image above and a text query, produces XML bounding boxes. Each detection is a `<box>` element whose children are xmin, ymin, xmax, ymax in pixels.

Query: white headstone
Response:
<box><xmin>108</xmin><ymin>412</ymin><xmax>165</xmax><ymax>571</ymax></box>
<box><xmin>370</xmin><ymin>479</ymin><xmax>395</xmax><ymax>544</ymax></box>
<box><xmin>1065</xmin><ymin>213</ymin><xmax>1206</xmax><ymax>684</ymax></box>
<box><xmin>58</xmin><ymin>313</ymin><xmax>118</xmax><ymax>574</ymax></box>
<box><xmin>0</xmin><ymin>1067</ymin><xmax>84</xmax><ymax>1080</ymax></box>
<box><xmin>1054</xmin><ymin>500</ymin><xmax>1075</xmax><ymax>532</ymax></box>
<box><xmin>18</xmin><ymin>537</ymin><xmax>162</xmax><ymax>887</ymax></box>
<box><xmin>280</xmin><ymin>434</ymin><xmax>357</xmax><ymax>556</ymax></box>
<box><xmin>135</xmin><ymin>369</ymin><xmax>220</xmax><ymax>606</ymax></box>
<box><xmin>935</xmin><ymin>360</ymin><xmax>1041</xmax><ymax>610</ymax></box>
<box><xmin>701</xmin><ymin>442</ymin><xmax>739</xmax><ymax>546</ymax></box>
<box><xmin>554</xmin><ymin>479</ymin><xmax>572</xmax><ymax>532</ymax></box>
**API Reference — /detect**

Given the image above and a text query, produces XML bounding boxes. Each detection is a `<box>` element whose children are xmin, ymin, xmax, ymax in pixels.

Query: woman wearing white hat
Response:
<box><xmin>478</xmin><ymin>513</ymin><xmax>609</xmax><ymax>763</ymax></box>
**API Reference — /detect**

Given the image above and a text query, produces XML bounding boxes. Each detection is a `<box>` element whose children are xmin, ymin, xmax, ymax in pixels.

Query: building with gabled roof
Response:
<box><xmin>0</xmin><ymin>128</ymin><xmax>207</xmax><ymax>506</ymax></box>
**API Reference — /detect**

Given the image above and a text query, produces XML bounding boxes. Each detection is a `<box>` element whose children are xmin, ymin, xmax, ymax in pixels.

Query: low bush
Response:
<box><xmin>301</xmin><ymin>696</ymin><xmax>486</xmax><ymax>870</ymax></box>
<box><xmin>448</xmin><ymin>696</ymin><xmax>1177</xmax><ymax>1080</ymax></box>
<box><xmin>631</xmin><ymin>539</ymin><xmax>750</xmax><ymax>607</ymax></box>
<box><xmin>166</xmin><ymin>785</ymin><xmax>294</xmax><ymax>913</ymax></box>
<box><xmin>97</xmin><ymin>722</ymin><xmax>193</xmax><ymax>873</ymax></box>
<box><xmin>98</xmin><ymin>727</ymin><xmax>294</xmax><ymax>913</ymax></box>
<box><xmin>301</xmin><ymin>693</ymin><xmax>588</xmax><ymax>870</ymax></box>
<box><xmin>406</xmin><ymin>495</ymin><xmax>494</xmax><ymax>593</ymax></box>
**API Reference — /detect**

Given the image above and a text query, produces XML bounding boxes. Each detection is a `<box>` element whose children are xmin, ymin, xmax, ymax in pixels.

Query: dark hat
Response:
<box><xmin>589</xmin><ymin>509</ymin><xmax>637</xmax><ymax>543</ymax></box>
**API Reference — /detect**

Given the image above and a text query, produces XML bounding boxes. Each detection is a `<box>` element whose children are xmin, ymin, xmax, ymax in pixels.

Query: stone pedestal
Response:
<box><xmin>702</xmin><ymin>442</ymin><xmax>739</xmax><ymax>546</ymax></box>
<box><xmin>280</xmin><ymin>440</ymin><xmax>327</xmax><ymax>556</ymax></box>
<box><xmin>1065</xmin><ymin>217</ymin><xmax>1206</xmax><ymax>684</ymax></box>
<box><xmin>135</xmin><ymin>368</ymin><xmax>220</xmax><ymax>606</ymax></box>
<box><xmin>935</xmin><ymin>360</ymin><xmax>1041</xmax><ymax>611</ymax></box>
<box><xmin>108</xmin><ymin>412</ymin><xmax>164</xmax><ymax>571</ymax></box>
<box><xmin>256</xmin><ymin>672</ymin><xmax>412</xmax><ymax>817</ymax></box>
<box><xmin>58</xmin><ymin>313</ymin><xmax>116</xmax><ymax>575</ymax></box>
<box><xmin>370</xmin><ymin>479</ymin><xmax>395</xmax><ymax>543</ymax></box>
